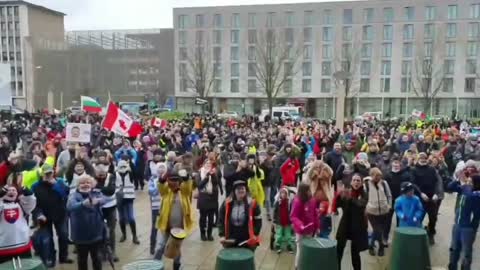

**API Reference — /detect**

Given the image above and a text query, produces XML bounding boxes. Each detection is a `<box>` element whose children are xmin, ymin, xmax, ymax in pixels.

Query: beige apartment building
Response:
<box><xmin>173</xmin><ymin>0</ymin><xmax>480</xmax><ymax>118</ymax></box>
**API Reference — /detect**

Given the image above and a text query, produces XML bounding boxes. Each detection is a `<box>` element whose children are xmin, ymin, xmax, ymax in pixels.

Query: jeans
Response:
<box><xmin>448</xmin><ymin>224</ymin><xmax>476</xmax><ymax>270</ymax></box>
<box><xmin>199</xmin><ymin>209</ymin><xmax>216</xmax><ymax>236</ymax></box>
<box><xmin>47</xmin><ymin>218</ymin><xmax>69</xmax><ymax>261</ymax></box>
<box><xmin>367</xmin><ymin>214</ymin><xmax>388</xmax><ymax>250</ymax></box>
<box><xmin>150</xmin><ymin>209</ymin><xmax>159</xmax><ymax>250</ymax></box>
<box><xmin>154</xmin><ymin>231</ymin><xmax>181</xmax><ymax>266</ymax></box>
<box><xmin>318</xmin><ymin>216</ymin><xmax>332</xmax><ymax>239</ymax></box>
<box><xmin>264</xmin><ymin>187</ymin><xmax>272</xmax><ymax>218</ymax></box>
<box><xmin>384</xmin><ymin>209</ymin><xmax>399</xmax><ymax>242</ymax></box>
<box><xmin>337</xmin><ymin>239</ymin><xmax>362</xmax><ymax>270</ymax></box>
<box><xmin>76</xmin><ymin>241</ymin><xmax>102</xmax><ymax>270</ymax></box>
<box><xmin>295</xmin><ymin>234</ymin><xmax>312</xmax><ymax>268</ymax></box>
<box><xmin>275</xmin><ymin>225</ymin><xmax>294</xmax><ymax>250</ymax></box>
<box><xmin>423</xmin><ymin>200</ymin><xmax>439</xmax><ymax>236</ymax></box>
<box><xmin>117</xmin><ymin>199</ymin><xmax>135</xmax><ymax>224</ymax></box>
<box><xmin>102</xmin><ymin>206</ymin><xmax>117</xmax><ymax>254</ymax></box>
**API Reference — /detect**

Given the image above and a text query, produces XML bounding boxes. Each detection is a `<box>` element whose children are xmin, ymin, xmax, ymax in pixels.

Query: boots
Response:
<box><xmin>200</xmin><ymin>229</ymin><xmax>207</xmax><ymax>241</ymax></box>
<box><xmin>119</xmin><ymin>222</ymin><xmax>127</xmax><ymax>242</ymax></box>
<box><xmin>130</xmin><ymin>222</ymin><xmax>140</xmax><ymax>245</ymax></box>
<box><xmin>207</xmin><ymin>228</ymin><xmax>214</xmax><ymax>241</ymax></box>
<box><xmin>173</xmin><ymin>262</ymin><xmax>181</xmax><ymax>270</ymax></box>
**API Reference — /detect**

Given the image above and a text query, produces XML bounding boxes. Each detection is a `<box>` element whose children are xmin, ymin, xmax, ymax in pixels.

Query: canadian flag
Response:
<box><xmin>102</xmin><ymin>102</ymin><xmax>143</xmax><ymax>137</ymax></box>
<box><xmin>411</xmin><ymin>109</ymin><xmax>427</xmax><ymax>120</ymax></box>
<box><xmin>151</xmin><ymin>117</ymin><xmax>168</xmax><ymax>128</ymax></box>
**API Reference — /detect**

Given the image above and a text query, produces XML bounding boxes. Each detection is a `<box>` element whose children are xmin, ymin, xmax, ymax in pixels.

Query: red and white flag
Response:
<box><xmin>102</xmin><ymin>102</ymin><xmax>143</xmax><ymax>137</ymax></box>
<box><xmin>151</xmin><ymin>117</ymin><xmax>168</xmax><ymax>128</ymax></box>
<box><xmin>411</xmin><ymin>109</ymin><xmax>426</xmax><ymax>120</ymax></box>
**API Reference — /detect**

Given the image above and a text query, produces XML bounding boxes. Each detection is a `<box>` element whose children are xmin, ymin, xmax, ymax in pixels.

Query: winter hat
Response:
<box><xmin>355</xmin><ymin>152</ymin><xmax>368</xmax><ymax>162</ymax></box>
<box><xmin>233</xmin><ymin>180</ymin><xmax>247</xmax><ymax>190</ymax></box>
<box><xmin>400</xmin><ymin>182</ymin><xmax>415</xmax><ymax>194</ymax></box>
<box><xmin>94</xmin><ymin>163</ymin><xmax>109</xmax><ymax>174</ymax></box>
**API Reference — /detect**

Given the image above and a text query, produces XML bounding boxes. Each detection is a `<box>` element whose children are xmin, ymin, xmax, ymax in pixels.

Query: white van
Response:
<box><xmin>259</xmin><ymin>109</ymin><xmax>292</xmax><ymax>122</ymax></box>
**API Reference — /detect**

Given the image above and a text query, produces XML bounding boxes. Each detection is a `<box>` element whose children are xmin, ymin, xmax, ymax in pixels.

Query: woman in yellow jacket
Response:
<box><xmin>153</xmin><ymin>169</ymin><xmax>194</xmax><ymax>270</ymax></box>
<box><xmin>246</xmin><ymin>154</ymin><xmax>265</xmax><ymax>207</ymax></box>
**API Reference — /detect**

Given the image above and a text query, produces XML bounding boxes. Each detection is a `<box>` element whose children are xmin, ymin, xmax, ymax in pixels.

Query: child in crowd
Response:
<box><xmin>273</xmin><ymin>187</ymin><xmax>294</xmax><ymax>254</ymax></box>
<box><xmin>394</xmin><ymin>182</ymin><xmax>424</xmax><ymax>228</ymax></box>
<box><xmin>148</xmin><ymin>162</ymin><xmax>166</xmax><ymax>255</ymax></box>
<box><xmin>291</xmin><ymin>183</ymin><xmax>319</xmax><ymax>269</ymax></box>
<box><xmin>447</xmin><ymin>175</ymin><xmax>480</xmax><ymax>270</ymax></box>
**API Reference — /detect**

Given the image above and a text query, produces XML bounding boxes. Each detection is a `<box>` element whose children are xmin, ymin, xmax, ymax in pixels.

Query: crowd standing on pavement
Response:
<box><xmin>0</xmin><ymin>109</ymin><xmax>479</xmax><ymax>270</ymax></box>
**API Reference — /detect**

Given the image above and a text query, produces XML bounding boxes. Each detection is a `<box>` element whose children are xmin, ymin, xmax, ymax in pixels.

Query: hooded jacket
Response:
<box><xmin>394</xmin><ymin>195</ymin><xmax>424</xmax><ymax>227</ymax></box>
<box><xmin>447</xmin><ymin>181</ymin><xmax>480</xmax><ymax>230</ymax></box>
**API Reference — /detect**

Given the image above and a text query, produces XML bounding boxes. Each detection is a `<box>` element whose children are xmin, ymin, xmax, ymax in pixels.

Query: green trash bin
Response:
<box><xmin>122</xmin><ymin>260</ymin><xmax>164</xmax><ymax>270</ymax></box>
<box><xmin>215</xmin><ymin>248</ymin><xmax>255</xmax><ymax>270</ymax></box>
<box><xmin>0</xmin><ymin>257</ymin><xmax>46</xmax><ymax>270</ymax></box>
<box><xmin>299</xmin><ymin>238</ymin><xmax>337</xmax><ymax>270</ymax></box>
<box><xmin>390</xmin><ymin>227</ymin><xmax>431</xmax><ymax>270</ymax></box>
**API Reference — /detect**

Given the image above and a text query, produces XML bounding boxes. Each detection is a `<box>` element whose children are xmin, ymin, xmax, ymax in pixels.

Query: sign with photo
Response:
<box><xmin>66</xmin><ymin>123</ymin><xmax>91</xmax><ymax>143</ymax></box>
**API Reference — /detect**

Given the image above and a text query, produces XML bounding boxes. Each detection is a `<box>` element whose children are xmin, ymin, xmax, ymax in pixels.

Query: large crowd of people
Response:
<box><xmin>0</xmin><ymin>111</ymin><xmax>479</xmax><ymax>270</ymax></box>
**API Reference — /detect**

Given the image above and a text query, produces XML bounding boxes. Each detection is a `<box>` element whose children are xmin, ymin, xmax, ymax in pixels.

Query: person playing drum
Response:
<box><xmin>153</xmin><ymin>170</ymin><xmax>194</xmax><ymax>270</ymax></box>
<box><xmin>218</xmin><ymin>180</ymin><xmax>262</xmax><ymax>251</ymax></box>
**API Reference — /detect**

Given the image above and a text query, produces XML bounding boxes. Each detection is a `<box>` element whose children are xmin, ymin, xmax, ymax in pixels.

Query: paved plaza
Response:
<box><xmin>55</xmin><ymin>191</ymin><xmax>478</xmax><ymax>270</ymax></box>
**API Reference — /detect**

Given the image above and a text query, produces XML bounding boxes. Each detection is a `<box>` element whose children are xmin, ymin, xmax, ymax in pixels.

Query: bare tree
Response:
<box><xmin>411</xmin><ymin>31</ymin><xmax>447</xmax><ymax>114</ymax></box>
<box><xmin>253</xmin><ymin>28</ymin><xmax>302</xmax><ymax>116</ymax></box>
<box><xmin>181</xmin><ymin>35</ymin><xmax>215</xmax><ymax>113</ymax></box>
<box><xmin>333</xmin><ymin>42</ymin><xmax>361</xmax><ymax>118</ymax></box>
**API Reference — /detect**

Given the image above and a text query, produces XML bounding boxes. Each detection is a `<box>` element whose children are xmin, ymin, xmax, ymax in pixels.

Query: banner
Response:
<box><xmin>66</xmin><ymin>123</ymin><xmax>91</xmax><ymax>143</ymax></box>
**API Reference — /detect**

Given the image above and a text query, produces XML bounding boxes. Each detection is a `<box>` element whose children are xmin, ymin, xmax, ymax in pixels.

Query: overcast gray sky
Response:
<box><xmin>27</xmin><ymin>0</ymin><xmax>350</xmax><ymax>30</ymax></box>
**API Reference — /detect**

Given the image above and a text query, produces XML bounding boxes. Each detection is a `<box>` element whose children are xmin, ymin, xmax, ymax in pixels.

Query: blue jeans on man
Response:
<box><xmin>448</xmin><ymin>224</ymin><xmax>476</xmax><ymax>270</ymax></box>
<box><xmin>154</xmin><ymin>231</ymin><xmax>181</xmax><ymax>270</ymax></box>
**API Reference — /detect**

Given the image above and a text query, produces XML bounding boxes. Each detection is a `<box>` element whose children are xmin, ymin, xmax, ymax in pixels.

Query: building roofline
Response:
<box><xmin>173</xmin><ymin>0</ymin><xmax>391</xmax><ymax>10</ymax></box>
<box><xmin>0</xmin><ymin>0</ymin><xmax>65</xmax><ymax>16</ymax></box>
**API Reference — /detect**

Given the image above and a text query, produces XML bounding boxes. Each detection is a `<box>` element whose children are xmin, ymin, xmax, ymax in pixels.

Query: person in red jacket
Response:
<box><xmin>280</xmin><ymin>157</ymin><xmax>300</xmax><ymax>187</ymax></box>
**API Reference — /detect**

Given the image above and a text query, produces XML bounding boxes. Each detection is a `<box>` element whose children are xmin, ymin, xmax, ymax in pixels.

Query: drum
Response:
<box><xmin>164</xmin><ymin>228</ymin><xmax>187</xmax><ymax>259</ymax></box>
<box><xmin>215</xmin><ymin>248</ymin><xmax>255</xmax><ymax>270</ymax></box>
<box><xmin>0</xmin><ymin>257</ymin><xmax>46</xmax><ymax>270</ymax></box>
<box><xmin>122</xmin><ymin>260</ymin><xmax>164</xmax><ymax>270</ymax></box>
<box><xmin>390</xmin><ymin>227</ymin><xmax>431</xmax><ymax>270</ymax></box>
<box><xmin>299</xmin><ymin>238</ymin><xmax>337</xmax><ymax>270</ymax></box>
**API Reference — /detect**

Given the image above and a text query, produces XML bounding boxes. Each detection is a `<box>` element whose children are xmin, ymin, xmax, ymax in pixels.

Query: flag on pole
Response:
<box><xmin>411</xmin><ymin>109</ymin><xmax>426</xmax><ymax>120</ymax></box>
<box><xmin>150</xmin><ymin>117</ymin><xmax>168</xmax><ymax>128</ymax></box>
<box><xmin>102</xmin><ymin>102</ymin><xmax>143</xmax><ymax>137</ymax></box>
<box><xmin>81</xmin><ymin>96</ymin><xmax>102</xmax><ymax>113</ymax></box>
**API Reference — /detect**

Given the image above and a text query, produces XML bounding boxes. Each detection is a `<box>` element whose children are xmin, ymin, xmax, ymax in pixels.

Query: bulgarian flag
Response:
<box><xmin>81</xmin><ymin>96</ymin><xmax>102</xmax><ymax>113</ymax></box>
<box><xmin>102</xmin><ymin>102</ymin><xmax>143</xmax><ymax>137</ymax></box>
<box><xmin>151</xmin><ymin>117</ymin><xmax>168</xmax><ymax>128</ymax></box>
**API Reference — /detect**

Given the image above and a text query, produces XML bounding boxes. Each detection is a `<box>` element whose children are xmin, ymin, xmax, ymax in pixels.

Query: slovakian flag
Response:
<box><xmin>102</xmin><ymin>102</ymin><xmax>143</xmax><ymax>137</ymax></box>
<box><xmin>81</xmin><ymin>96</ymin><xmax>102</xmax><ymax>113</ymax></box>
<box><xmin>151</xmin><ymin>117</ymin><xmax>168</xmax><ymax>128</ymax></box>
<box><xmin>412</xmin><ymin>109</ymin><xmax>427</xmax><ymax>120</ymax></box>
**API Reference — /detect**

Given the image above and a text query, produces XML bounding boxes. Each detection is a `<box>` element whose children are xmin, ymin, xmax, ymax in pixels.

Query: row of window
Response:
<box><xmin>180</xmin><ymin>58</ymin><xmax>477</xmax><ymax>80</ymax></box>
<box><xmin>180</xmin><ymin>77</ymin><xmax>477</xmax><ymax>94</ymax></box>
<box><xmin>1</xmin><ymin>51</ymin><xmax>21</xmax><ymax>61</ymax></box>
<box><xmin>0</xmin><ymin>22</ymin><xmax>20</xmax><ymax>31</ymax></box>
<box><xmin>179</xmin><ymin>22</ymin><xmax>480</xmax><ymax>47</ymax></box>
<box><xmin>0</xmin><ymin>7</ymin><xmax>19</xmax><ymax>17</ymax></box>
<box><xmin>178</xmin><ymin>4</ymin><xmax>480</xmax><ymax>29</ymax></box>
<box><xmin>1</xmin><ymin>36</ymin><xmax>21</xmax><ymax>47</ymax></box>
<box><xmin>178</xmin><ymin>41</ymin><xmax>479</xmax><ymax>64</ymax></box>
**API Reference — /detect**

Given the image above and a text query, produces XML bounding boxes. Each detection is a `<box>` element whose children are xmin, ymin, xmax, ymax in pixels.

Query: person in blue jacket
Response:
<box><xmin>447</xmin><ymin>175</ymin><xmax>480</xmax><ymax>270</ymax></box>
<box><xmin>67</xmin><ymin>175</ymin><xmax>110</xmax><ymax>270</ymax></box>
<box><xmin>114</xmin><ymin>140</ymin><xmax>137</xmax><ymax>165</ymax></box>
<box><xmin>394</xmin><ymin>182</ymin><xmax>424</xmax><ymax>228</ymax></box>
